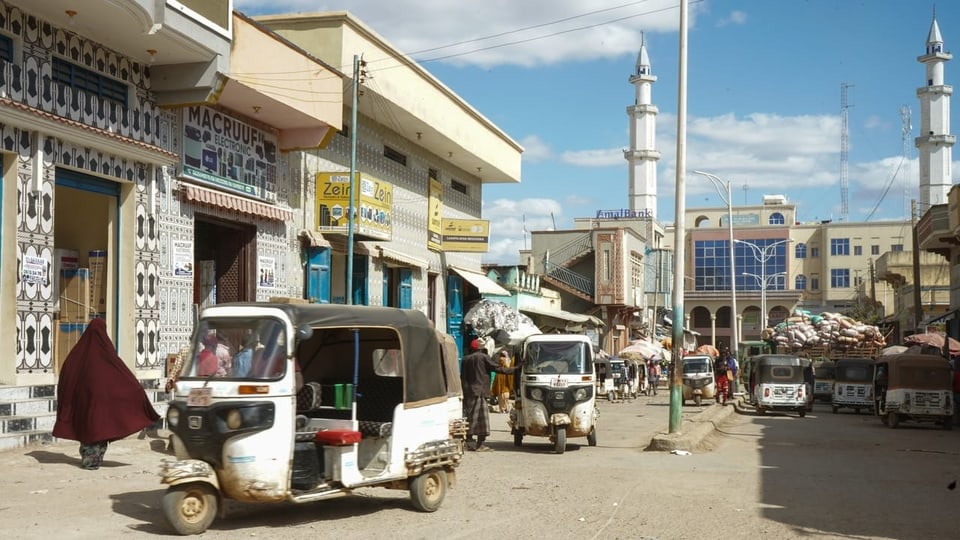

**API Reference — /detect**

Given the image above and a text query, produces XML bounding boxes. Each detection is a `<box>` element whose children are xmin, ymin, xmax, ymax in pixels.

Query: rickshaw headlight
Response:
<box><xmin>167</xmin><ymin>407</ymin><xmax>180</xmax><ymax>428</ymax></box>
<box><xmin>574</xmin><ymin>388</ymin><xmax>587</xmax><ymax>401</ymax></box>
<box><xmin>530</xmin><ymin>388</ymin><xmax>544</xmax><ymax>401</ymax></box>
<box><xmin>226</xmin><ymin>408</ymin><xmax>243</xmax><ymax>430</ymax></box>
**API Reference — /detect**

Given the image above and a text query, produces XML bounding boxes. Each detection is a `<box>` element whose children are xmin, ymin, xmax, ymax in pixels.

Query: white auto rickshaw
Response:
<box><xmin>160</xmin><ymin>303</ymin><xmax>466</xmax><ymax>535</ymax></box>
<box><xmin>874</xmin><ymin>353</ymin><xmax>953</xmax><ymax>429</ymax></box>
<box><xmin>509</xmin><ymin>334</ymin><xmax>598</xmax><ymax>454</ymax></box>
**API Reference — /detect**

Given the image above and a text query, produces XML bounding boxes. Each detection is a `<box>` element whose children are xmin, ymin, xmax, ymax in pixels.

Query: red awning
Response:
<box><xmin>180</xmin><ymin>183</ymin><xmax>293</xmax><ymax>222</ymax></box>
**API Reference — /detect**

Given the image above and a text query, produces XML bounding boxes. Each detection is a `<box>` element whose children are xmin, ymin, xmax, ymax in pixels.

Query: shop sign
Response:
<box><xmin>181</xmin><ymin>106</ymin><xmax>278</xmax><ymax>202</ymax></box>
<box><xmin>441</xmin><ymin>219</ymin><xmax>489</xmax><ymax>252</ymax></box>
<box><xmin>258</xmin><ymin>256</ymin><xmax>276</xmax><ymax>287</ymax></box>
<box><xmin>595</xmin><ymin>208</ymin><xmax>653</xmax><ymax>219</ymax></box>
<box><xmin>173</xmin><ymin>240</ymin><xmax>194</xmax><ymax>278</ymax></box>
<box><xmin>427</xmin><ymin>178</ymin><xmax>443</xmax><ymax>251</ymax></box>
<box><xmin>315</xmin><ymin>172</ymin><xmax>393</xmax><ymax>241</ymax></box>
<box><xmin>721</xmin><ymin>214</ymin><xmax>760</xmax><ymax>226</ymax></box>
<box><xmin>22</xmin><ymin>255</ymin><xmax>48</xmax><ymax>285</ymax></box>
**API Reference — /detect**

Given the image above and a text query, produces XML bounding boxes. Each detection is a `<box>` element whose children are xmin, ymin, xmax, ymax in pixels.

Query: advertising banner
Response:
<box><xmin>441</xmin><ymin>219</ymin><xmax>489</xmax><ymax>252</ymax></box>
<box><xmin>427</xmin><ymin>178</ymin><xmax>443</xmax><ymax>251</ymax></box>
<box><xmin>181</xmin><ymin>106</ymin><xmax>278</xmax><ymax>202</ymax></box>
<box><xmin>315</xmin><ymin>172</ymin><xmax>393</xmax><ymax>241</ymax></box>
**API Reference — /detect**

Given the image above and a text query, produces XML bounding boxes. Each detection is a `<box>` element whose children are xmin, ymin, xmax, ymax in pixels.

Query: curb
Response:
<box><xmin>645</xmin><ymin>398</ymin><xmax>740</xmax><ymax>452</ymax></box>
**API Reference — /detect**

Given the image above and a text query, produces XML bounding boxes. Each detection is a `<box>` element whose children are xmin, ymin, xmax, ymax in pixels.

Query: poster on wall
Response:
<box><xmin>181</xmin><ymin>105</ymin><xmax>278</xmax><ymax>202</ymax></box>
<box><xmin>173</xmin><ymin>240</ymin><xmax>194</xmax><ymax>277</ymax></box>
<box><xmin>440</xmin><ymin>219</ymin><xmax>490</xmax><ymax>252</ymax></box>
<box><xmin>315</xmin><ymin>172</ymin><xmax>393</xmax><ymax>241</ymax></box>
<box><xmin>258</xmin><ymin>256</ymin><xmax>276</xmax><ymax>287</ymax></box>
<box><xmin>427</xmin><ymin>178</ymin><xmax>443</xmax><ymax>251</ymax></box>
<box><xmin>22</xmin><ymin>255</ymin><xmax>49</xmax><ymax>285</ymax></box>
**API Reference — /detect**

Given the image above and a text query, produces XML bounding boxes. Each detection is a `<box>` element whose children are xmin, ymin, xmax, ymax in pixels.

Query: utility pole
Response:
<box><xmin>869</xmin><ymin>258</ymin><xmax>877</xmax><ymax>305</ymax></box>
<box><xmin>669</xmin><ymin>0</ymin><xmax>689</xmax><ymax>434</ymax></box>
<box><xmin>346</xmin><ymin>54</ymin><xmax>365</xmax><ymax>305</ymax></box>
<box><xmin>911</xmin><ymin>199</ymin><xmax>923</xmax><ymax>330</ymax></box>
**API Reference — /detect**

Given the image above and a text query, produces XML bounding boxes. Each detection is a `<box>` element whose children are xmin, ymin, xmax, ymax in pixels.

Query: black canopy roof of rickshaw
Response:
<box><xmin>876</xmin><ymin>353</ymin><xmax>949</xmax><ymax>368</ymax></box>
<box><xmin>206</xmin><ymin>302</ymin><xmax>451</xmax><ymax>402</ymax></box>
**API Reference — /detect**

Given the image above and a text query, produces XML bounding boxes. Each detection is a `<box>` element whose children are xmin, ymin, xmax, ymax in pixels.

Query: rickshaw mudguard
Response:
<box><xmin>549</xmin><ymin>413</ymin><xmax>572</xmax><ymax>426</ymax></box>
<box><xmin>160</xmin><ymin>458</ymin><xmax>221</xmax><ymax>490</ymax></box>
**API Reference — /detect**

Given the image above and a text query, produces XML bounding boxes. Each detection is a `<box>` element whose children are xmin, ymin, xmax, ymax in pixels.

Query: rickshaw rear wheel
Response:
<box><xmin>554</xmin><ymin>428</ymin><xmax>567</xmax><ymax>454</ymax></box>
<box><xmin>162</xmin><ymin>482</ymin><xmax>218</xmax><ymax>536</ymax></box>
<box><xmin>880</xmin><ymin>414</ymin><xmax>889</xmax><ymax>426</ymax></box>
<box><xmin>887</xmin><ymin>413</ymin><xmax>899</xmax><ymax>429</ymax></box>
<box><xmin>798</xmin><ymin>408</ymin><xmax>806</xmax><ymax>418</ymax></box>
<box><xmin>942</xmin><ymin>419</ymin><xmax>953</xmax><ymax>431</ymax></box>
<box><xmin>587</xmin><ymin>427</ymin><xmax>597</xmax><ymax>447</ymax></box>
<box><xmin>832</xmin><ymin>406</ymin><xmax>838</xmax><ymax>414</ymax></box>
<box><xmin>410</xmin><ymin>468</ymin><xmax>447</xmax><ymax>512</ymax></box>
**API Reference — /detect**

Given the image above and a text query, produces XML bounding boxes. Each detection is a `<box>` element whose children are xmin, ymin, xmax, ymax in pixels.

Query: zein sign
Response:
<box><xmin>315</xmin><ymin>172</ymin><xmax>393</xmax><ymax>241</ymax></box>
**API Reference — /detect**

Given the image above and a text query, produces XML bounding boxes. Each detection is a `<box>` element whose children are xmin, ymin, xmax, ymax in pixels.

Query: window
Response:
<box><xmin>795</xmin><ymin>243</ymin><xmax>807</xmax><ymax>259</ymax></box>
<box><xmin>891</xmin><ymin>244</ymin><xmax>904</xmax><ymax>252</ymax></box>
<box><xmin>871</xmin><ymin>245</ymin><xmax>880</xmax><ymax>255</ymax></box>
<box><xmin>383</xmin><ymin>145</ymin><xmax>407</xmax><ymax>166</ymax></box>
<box><xmin>810</xmin><ymin>276</ymin><xmax>820</xmax><ymax>290</ymax></box>
<box><xmin>854</xmin><ymin>245</ymin><xmax>862</xmax><ymax>256</ymax></box>
<box><xmin>769</xmin><ymin>212</ymin><xmax>785</xmax><ymax>225</ymax></box>
<box><xmin>830</xmin><ymin>268</ymin><xmax>850</xmax><ymax>288</ymax></box>
<box><xmin>0</xmin><ymin>34</ymin><xmax>12</xmax><ymax>63</ymax></box>
<box><xmin>810</xmin><ymin>246</ymin><xmax>820</xmax><ymax>258</ymax></box>
<box><xmin>830</xmin><ymin>238</ymin><xmax>850</xmax><ymax>256</ymax></box>
<box><xmin>795</xmin><ymin>275</ymin><xmax>807</xmax><ymax>290</ymax></box>
<box><xmin>854</xmin><ymin>274</ymin><xmax>863</xmax><ymax>287</ymax></box>
<box><xmin>451</xmin><ymin>179</ymin><xmax>468</xmax><ymax>194</ymax></box>
<box><xmin>52</xmin><ymin>57</ymin><xmax>128</xmax><ymax>107</ymax></box>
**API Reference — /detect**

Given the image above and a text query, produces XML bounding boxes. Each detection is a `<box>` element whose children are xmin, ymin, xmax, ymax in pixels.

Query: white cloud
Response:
<box><xmin>717</xmin><ymin>10</ymin><xmax>747</xmax><ymax>27</ymax></box>
<box><xmin>520</xmin><ymin>135</ymin><xmax>553</xmax><ymax>163</ymax></box>
<box><xmin>236</xmin><ymin>0</ymin><xmax>697</xmax><ymax>68</ymax></box>
<box><xmin>560</xmin><ymin>148</ymin><xmax>623</xmax><ymax>167</ymax></box>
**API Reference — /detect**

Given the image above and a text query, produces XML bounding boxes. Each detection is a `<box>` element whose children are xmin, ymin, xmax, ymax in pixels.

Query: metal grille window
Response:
<box><xmin>383</xmin><ymin>145</ymin><xmax>407</xmax><ymax>166</ymax></box>
<box><xmin>0</xmin><ymin>34</ymin><xmax>12</xmax><ymax>63</ymax></box>
<box><xmin>830</xmin><ymin>238</ymin><xmax>850</xmax><ymax>256</ymax></box>
<box><xmin>52</xmin><ymin>57</ymin><xmax>128</xmax><ymax>107</ymax></box>
<box><xmin>451</xmin><ymin>179</ymin><xmax>467</xmax><ymax>194</ymax></box>
<box><xmin>830</xmin><ymin>268</ymin><xmax>850</xmax><ymax>288</ymax></box>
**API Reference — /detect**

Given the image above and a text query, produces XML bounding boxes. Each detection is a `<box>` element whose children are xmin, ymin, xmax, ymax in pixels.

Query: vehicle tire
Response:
<box><xmin>880</xmin><ymin>414</ymin><xmax>889</xmax><ymax>426</ymax></box>
<box><xmin>554</xmin><ymin>428</ymin><xmax>567</xmax><ymax>454</ymax></box>
<box><xmin>694</xmin><ymin>394</ymin><xmax>702</xmax><ymax>407</ymax></box>
<box><xmin>943</xmin><ymin>419</ymin><xmax>953</xmax><ymax>431</ymax></box>
<box><xmin>410</xmin><ymin>468</ymin><xmax>447</xmax><ymax>512</ymax></box>
<box><xmin>832</xmin><ymin>406</ymin><xmax>838</xmax><ymax>414</ymax></box>
<box><xmin>757</xmin><ymin>407</ymin><xmax>766</xmax><ymax>416</ymax></box>
<box><xmin>513</xmin><ymin>431</ymin><xmax>523</xmax><ymax>447</ymax></box>
<box><xmin>162</xmin><ymin>483</ymin><xmax>218</xmax><ymax>536</ymax></box>
<box><xmin>587</xmin><ymin>427</ymin><xmax>597</xmax><ymax>447</ymax></box>
<box><xmin>798</xmin><ymin>408</ymin><xmax>806</xmax><ymax>418</ymax></box>
<box><xmin>854</xmin><ymin>408</ymin><xmax>860</xmax><ymax>415</ymax></box>
<box><xmin>887</xmin><ymin>413</ymin><xmax>899</xmax><ymax>429</ymax></box>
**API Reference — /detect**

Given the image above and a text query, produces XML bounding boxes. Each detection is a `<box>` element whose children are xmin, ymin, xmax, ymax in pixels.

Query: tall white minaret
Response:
<box><xmin>916</xmin><ymin>11</ymin><xmax>954</xmax><ymax>207</ymax></box>
<box><xmin>624</xmin><ymin>34</ymin><xmax>660</xmax><ymax>217</ymax></box>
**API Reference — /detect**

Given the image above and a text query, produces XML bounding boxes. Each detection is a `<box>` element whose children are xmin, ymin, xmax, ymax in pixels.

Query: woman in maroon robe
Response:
<box><xmin>53</xmin><ymin>318</ymin><xmax>160</xmax><ymax>469</ymax></box>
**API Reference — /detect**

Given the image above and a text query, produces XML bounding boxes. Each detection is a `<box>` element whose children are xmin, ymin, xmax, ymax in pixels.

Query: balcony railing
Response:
<box><xmin>543</xmin><ymin>259</ymin><xmax>593</xmax><ymax>297</ymax></box>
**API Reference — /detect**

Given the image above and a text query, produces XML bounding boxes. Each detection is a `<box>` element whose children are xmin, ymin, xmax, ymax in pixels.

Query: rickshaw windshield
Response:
<box><xmin>524</xmin><ymin>341</ymin><xmax>592</xmax><ymax>375</ymax></box>
<box><xmin>682</xmin><ymin>358</ymin><xmax>711</xmax><ymax>374</ymax></box>
<box><xmin>181</xmin><ymin>317</ymin><xmax>288</xmax><ymax>381</ymax></box>
<box><xmin>835</xmin><ymin>364</ymin><xmax>872</xmax><ymax>382</ymax></box>
<box><xmin>814</xmin><ymin>365</ymin><xmax>835</xmax><ymax>379</ymax></box>
<box><xmin>757</xmin><ymin>364</ymin><xmax>804</xmax><ymax>383</ymax></box>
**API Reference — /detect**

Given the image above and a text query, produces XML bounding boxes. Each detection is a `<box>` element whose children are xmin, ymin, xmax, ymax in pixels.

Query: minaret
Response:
<box><xmin>915</xmin><ymin>11</ymin><xmax>955</xmax><ymax>207</ymax></box>
<box><xmin>624</xmin><ymin>34</ymin><xmax>660</xmax><ymax>217</ymax></box>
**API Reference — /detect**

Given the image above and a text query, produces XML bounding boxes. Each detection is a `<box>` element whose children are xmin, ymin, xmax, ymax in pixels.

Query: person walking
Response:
<box><xmin>461</xmin><ymin>339</ymin><xmax>520</xmax><ymax>451</ymax></box>
<box><xmin>52</xmin><ymin>318</ymin><xmax>160</xmax><ymax>470</ymax></box>
<box><xmin>491</xmin><ymin>349</ymin><xmax>515</xmax><ymax>413</ymax></box>
<box><xmin>727</xmin><ymin>352</ymin><xmax>739</xmax><ymax>399</ymax></box>
<box><xmin>648</xmin><ymin>359</ymin><xmax>660</xmax><ymax>395</ymax></box>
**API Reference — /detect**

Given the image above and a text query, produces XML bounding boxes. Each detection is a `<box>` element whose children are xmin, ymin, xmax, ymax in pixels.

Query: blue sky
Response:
<box><xmin>237</xmin><ymin>1</ymin><xmax>958</xmax><ymax>264</ymax></box>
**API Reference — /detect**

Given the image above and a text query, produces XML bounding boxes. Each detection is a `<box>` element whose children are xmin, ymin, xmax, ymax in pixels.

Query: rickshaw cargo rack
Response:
<box><xmin>776</xmin><ymin>343</ymin><xmax>881</xmax><ymax>359</ymax></box>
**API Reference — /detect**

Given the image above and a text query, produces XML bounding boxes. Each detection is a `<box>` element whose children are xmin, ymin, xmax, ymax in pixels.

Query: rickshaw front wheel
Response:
<box><xmin>162</xmin><ymin>482</ymin><xmax>218</xmax><ymax>536</ymax></box>
<box><xmin>554</xmin><ymin>428</ymin><xmax>567</xmax><ymax>454</ymax></box>
<box><xmin>410</xmin><ymin>468</ymin><xmax>447</xmax><ymax>512</ymax></box>
<box><xmin>887</xmin><ymin>413</ymin><xmax>899</xmax><ymax>429</ymax></box>
<box><xmin>693</xmin><ymin>394</ymin><xmax>702</xmax><ymax>407</ymax></box>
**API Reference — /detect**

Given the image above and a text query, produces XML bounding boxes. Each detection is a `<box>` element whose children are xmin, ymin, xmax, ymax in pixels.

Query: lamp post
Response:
<box><xmin>742</xmin><ymin>271</ymin><xmax>787</xmax><ymax>331</ymax></box>
<box><xmin>735</xmin><ymin>239</ymin><xmax>791</xmax><ymax>328</ymax></box>
<box><xmin>693</xmin><ymin>170</ymin><xmax>738</xmax><ymax>359</ymax></box>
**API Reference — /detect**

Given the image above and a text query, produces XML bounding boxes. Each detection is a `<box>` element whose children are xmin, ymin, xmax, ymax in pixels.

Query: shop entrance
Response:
<box><xmin>194</xmin><ymin>216</ymin><xmax>256</xmax><ymax>309</ymax></box>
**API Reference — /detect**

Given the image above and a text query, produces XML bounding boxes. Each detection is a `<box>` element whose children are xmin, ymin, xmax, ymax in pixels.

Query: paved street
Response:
<box><xmin>0</xmin><ymin>391</ymin><xmax>957</xmax><ymax>539</ymax></box>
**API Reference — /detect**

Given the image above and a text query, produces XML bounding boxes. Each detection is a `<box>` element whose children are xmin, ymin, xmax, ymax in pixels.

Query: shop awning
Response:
<box><xmin>519</xmin><ymin>306</ymin><xmax>605</xmax><ymax>327</ymax></box>
<box><xmin>298</xmin><ymin>229</ymin><xmax>330</xmax><ymax>248</ymax></box>
<box><xmin>375</xmin><ymin>245</ymin><xmax>429</xmax><ymax>269</ymax></box>
<box><xmin>449</xmin><ymin>266</ymin><xmax>510</xmax><ymax>296</ymax></box>
<box><xmin>181</xmin><ymin>183</ymin><xmax>292</xmax><ymax>222</ymax></box>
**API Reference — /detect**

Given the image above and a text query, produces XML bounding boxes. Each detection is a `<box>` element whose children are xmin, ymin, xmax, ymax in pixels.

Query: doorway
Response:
<box><xmin>194</xmin><ymin>216</ymin><xmax>256</xmax><ymax>308</ymax></box>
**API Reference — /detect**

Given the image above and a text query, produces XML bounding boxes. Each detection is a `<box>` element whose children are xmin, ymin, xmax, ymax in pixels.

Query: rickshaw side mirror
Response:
<box><xmin>296</xmin><ymin>324</ymin><xmax>314</xmax><ymax>342</ymax></box>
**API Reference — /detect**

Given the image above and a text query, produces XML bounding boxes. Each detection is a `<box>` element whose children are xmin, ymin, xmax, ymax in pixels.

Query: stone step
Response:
<box><xmin>0</xmin><ymin>397</ymin><xmax>57</xmax><ymax>417</ymax></box>
<box><xmin>0</xmin><ymin>430</ymin><xmax>57</xmax><ymax>453</ymax></box>
<box><xmin>0</xmin><ymin>385</ymin><xmax>56</xmax><ymax>402</ymax></box>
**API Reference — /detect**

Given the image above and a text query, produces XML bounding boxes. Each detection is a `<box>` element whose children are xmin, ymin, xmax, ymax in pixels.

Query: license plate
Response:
<box><xmin>187</xmin><ymin>387</ymin><xmax>212</xmax><ymax>406</ymax></box>
<box><xmin>550</xmin><ymin>378</ymin><xmax>567</xmax><ymax>388</ymax></box>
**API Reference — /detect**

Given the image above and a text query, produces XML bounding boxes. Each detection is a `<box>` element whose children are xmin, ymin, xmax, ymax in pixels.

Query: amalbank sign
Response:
<box><xmin>595</xmin><ymin>208</ymin><xmax>653</xmax><ymax>219</ymax></box>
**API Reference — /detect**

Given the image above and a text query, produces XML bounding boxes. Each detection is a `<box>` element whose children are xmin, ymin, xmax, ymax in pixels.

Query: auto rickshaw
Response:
<box><xmin>160</xmin><ymin>303</ymin><xmax>466</xmax><ymax>535</ymax></box>
<box><xmin>812</xmin><ymin>359</ymin><xmax>836</xmax><ymax>403</ymax></box>
<box><xmin>681</xmin><ymin>354</ymin><xmax>717</xmax><ymax>406</ymax></box>
<box><xmin>874</xmin><ymin>353</ymin><xmax>953</xmax><ymax>430</ymax></box>
<box><xmin>831</xmin><ymin>358</ymin><xmax>875</xmax><ymax>414</ymax></box>
<box><xmin>749</xmin><ymin>354</ymin><xmax>809</xmax><ymax>417</ymax></box>
<box><xmin>510</xmin><ymin>333</ymin><xmax>598</xmax><ymax>454</ymax></box>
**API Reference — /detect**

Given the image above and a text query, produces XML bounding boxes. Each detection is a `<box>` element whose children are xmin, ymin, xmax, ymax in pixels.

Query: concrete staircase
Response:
<box><xmin>0</xmin><ymin>381</ymin><xmax>169</xmax><ymax>452</ymax></box>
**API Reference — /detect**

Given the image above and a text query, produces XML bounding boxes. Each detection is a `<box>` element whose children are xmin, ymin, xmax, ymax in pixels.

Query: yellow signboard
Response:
<box><xmin>427</xmin><ymin>178</ymin><xmax>443</xmax><ymax>251</ymax></box>
<box><xmin>441</xmin><ymin>219</ymin><xmax>489</xmax><ymax>252</ymax></box>
<box><xmin>315</xmin><ymin>172</ymin><xmax>393</xmax><ymax>241</ymax></box>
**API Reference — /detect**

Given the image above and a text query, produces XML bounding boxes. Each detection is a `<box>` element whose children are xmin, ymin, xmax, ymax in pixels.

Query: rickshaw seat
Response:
<box><xmin>314</xmin><ymin>429</ymin><xmax>362</xmax><ymax>446</ymax></box>
<box><xmin>358</xmin><ymin>420</ymin><xmax>392</xmax><ymax>438</ymax></box>
<box><xmin>296</xmin><ymin>382</ymin><xmax>323</xmax><ymax>412</ymax></box>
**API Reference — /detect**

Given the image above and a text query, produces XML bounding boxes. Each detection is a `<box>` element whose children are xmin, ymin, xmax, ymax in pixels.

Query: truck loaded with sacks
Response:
<box><xmin>762</xmin><ymin>309</ymin><xmax>886</xmax><ymax>355</ymax></box>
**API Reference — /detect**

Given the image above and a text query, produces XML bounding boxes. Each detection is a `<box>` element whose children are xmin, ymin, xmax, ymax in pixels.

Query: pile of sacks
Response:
<box><xmin>761</xmin><ymin>309</ymin><xmax>886</xmax><ymax>351</ymax></box>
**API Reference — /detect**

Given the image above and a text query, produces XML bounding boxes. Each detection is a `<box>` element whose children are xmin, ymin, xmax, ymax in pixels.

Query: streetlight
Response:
<box><xmin>693</xmin><ymin>170</ymin><xmax>738</xmax><ymax>359</ymax></box>
<box><xmin>735</xmin><ymin>238</ymin><xmax>793</xmax><ymax>328</ymax></box>
<box><xmin>742</xmin><ymin>271</ymin><xmax>787</xmax><ymax>331</ymax></box>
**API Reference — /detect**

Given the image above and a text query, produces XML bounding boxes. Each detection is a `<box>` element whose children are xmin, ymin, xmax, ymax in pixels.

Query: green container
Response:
<box><xmin>334</xmin><ymin>383</ymin><xmax>353</xmax><ymax>410</ymax></box>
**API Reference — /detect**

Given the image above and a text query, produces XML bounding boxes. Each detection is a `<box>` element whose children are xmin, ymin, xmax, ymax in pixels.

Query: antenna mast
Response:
<box><xmin>900</xmin><ymin>105</ymin><xmax>912</xmax><ymax>219</ymax></box>
<box><xmin>840</xmin><ymin>82</ymin><xmax>853</xmax><ymax>221</ymax></box>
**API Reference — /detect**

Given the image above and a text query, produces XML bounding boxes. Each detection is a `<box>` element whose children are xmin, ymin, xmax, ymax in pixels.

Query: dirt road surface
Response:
<box><xmin>1</xmin><ymin>392</ymin><xmax>957</xmax><ymax>539</ymax></box>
